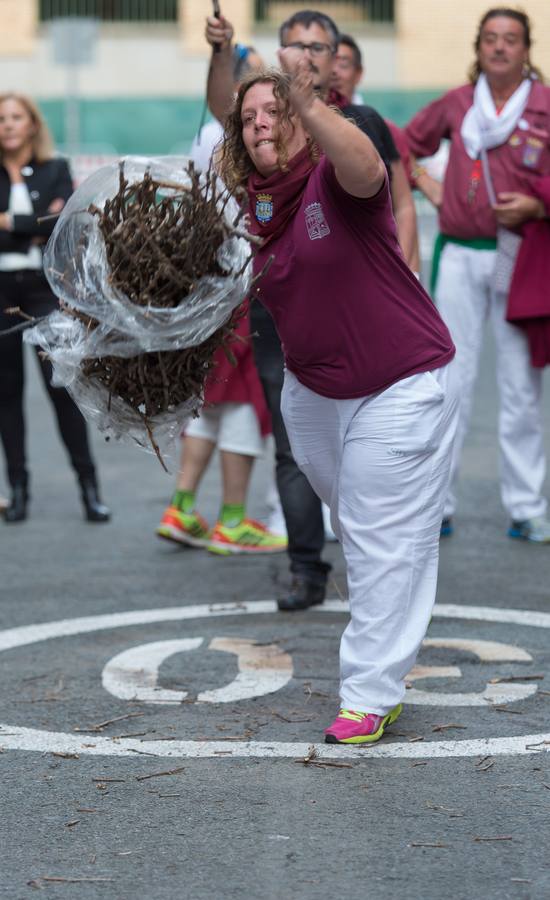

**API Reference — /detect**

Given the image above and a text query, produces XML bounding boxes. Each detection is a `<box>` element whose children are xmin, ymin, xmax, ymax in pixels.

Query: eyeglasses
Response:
<box><xmin>283</xmin><ymin>41</ymin><xmax>334</xmax><ymax>58</ymax></box>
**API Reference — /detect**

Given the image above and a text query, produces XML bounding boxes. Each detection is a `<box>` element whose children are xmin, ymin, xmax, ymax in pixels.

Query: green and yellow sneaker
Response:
<box><xmin>156</xmin><ymin>506</ymin><xmax>210</xmax><ymax>548</ymax></box>
<box><xmin>207</xmin><ymin>518</ymin><xmax>288</xmax><ymax>555</ymax></box>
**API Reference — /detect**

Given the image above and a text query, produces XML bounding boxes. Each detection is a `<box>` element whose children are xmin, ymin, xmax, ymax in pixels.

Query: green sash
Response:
<box><xmin>430</xmin><ymin>233</ymin><xmax>498</xmax><ymax>295</ymax></box>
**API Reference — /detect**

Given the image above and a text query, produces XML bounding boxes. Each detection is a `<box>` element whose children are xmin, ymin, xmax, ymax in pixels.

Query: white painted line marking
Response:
<box><xmin>102</xmin><ymin>639</ymin><xmax>203</xmax><ymax>703</ymax></box>
<box><xmin>1</xmin><ymin>600</ymin><xmax>550</xmax><ymax>654</ymax></box>
<box><xmin>407</xmin><ymin>638</ymin><xmax>536</xmax><ymax>706</ymax></box>
<box><xmin>1</xmin><ymin>601</ymin><xmax>549</xmax><ymax>759</ymax></box>
<box><xmin>197</xmin><ymin>638</ymin><xmax>292</xmax><ymax>703</ymax></box>
<box><xmin>0</xmin><ymin>724</ymin><xmax>548</xmax><ymax>760</ymax></box>
<box><xmin>101</xmin><ymin>637</ymin><xmax>293</xmax><ymax>705</ymax></box>
<box><xmin>422</xmin><ymin>638</ymin><xmax>533</xmax><ymax>663</ymax></box>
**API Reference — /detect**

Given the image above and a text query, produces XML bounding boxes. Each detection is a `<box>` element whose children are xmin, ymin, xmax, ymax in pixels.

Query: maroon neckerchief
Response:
<box><xmin>247</xmin><ymin>145</ymin><xmax>315</xmax><ymax>246</ymax></box>
<box><xmin>326</xmin><ymin>88</ymin><xmax>349</xmax><ymax>109</ymax></box>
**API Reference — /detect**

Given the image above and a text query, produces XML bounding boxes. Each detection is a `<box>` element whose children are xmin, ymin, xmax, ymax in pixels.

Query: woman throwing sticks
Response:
<box><xmin>218</xmin><ymin>51</ymin><xmax>460</xmax><ymax>745</ymax></box>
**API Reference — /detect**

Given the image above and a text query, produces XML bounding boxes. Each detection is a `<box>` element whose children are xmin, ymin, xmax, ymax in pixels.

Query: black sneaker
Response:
<box><xmin>277</xmin><ymin>575</ymin><xmax>326</xmax><ymax>612</ymax></box>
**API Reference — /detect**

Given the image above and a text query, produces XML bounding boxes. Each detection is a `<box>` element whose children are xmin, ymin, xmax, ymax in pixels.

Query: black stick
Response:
<box><xmin>0</xmin><ymin>315</ymin><xmax>49</xmax><ymax>339</ymax></box>
<box><xmin>197</xmin><ymin>0</ymin><xmax>223</xmax><ymax>142</ymax></box>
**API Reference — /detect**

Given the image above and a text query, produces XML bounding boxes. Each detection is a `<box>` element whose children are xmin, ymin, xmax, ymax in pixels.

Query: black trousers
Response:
<box><xmin>251</xmin><ymin>304</ymin><xmax>330</xmax><ymax>585</ymax></box>
<box><xmin>0</xmin><ymin>270</ymin><xmax>96</xmax><ymax>488</ymax></box>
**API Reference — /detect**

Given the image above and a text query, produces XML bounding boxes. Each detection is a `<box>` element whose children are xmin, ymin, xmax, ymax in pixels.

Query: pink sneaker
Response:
<box><xmin>324</xmin><ymin>704</ymin><xmax>402</xmax><ymax>744</ymax></box>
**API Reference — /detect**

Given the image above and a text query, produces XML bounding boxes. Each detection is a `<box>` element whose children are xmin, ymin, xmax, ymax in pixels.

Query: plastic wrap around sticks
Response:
<box><xmin>25</xmin><ymin>311</ymin><xmax>201</xmax><ymax>456</ymax></box>
<box><xmin>43</xmin><ymin>156</ymin><xmax>252</xmax><ymax>352</ymax></box>
<box><xmin>23</xmin><ymin>156</ymin><xmax>258</xmax><ymax>467</ymax></box>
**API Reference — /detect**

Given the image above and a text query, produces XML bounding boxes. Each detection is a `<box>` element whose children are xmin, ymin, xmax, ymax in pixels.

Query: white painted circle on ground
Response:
<box><xmin>0</xmin><ymin>600</ymin><xmax>549</xmax><ymax>760</ymax></box>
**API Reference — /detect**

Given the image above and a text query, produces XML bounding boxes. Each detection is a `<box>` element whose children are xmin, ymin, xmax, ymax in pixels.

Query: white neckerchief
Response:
<box><xmin>460</xmin><ymin>73</ymin><xmax>532</xmax><ymax>160</ymax></box>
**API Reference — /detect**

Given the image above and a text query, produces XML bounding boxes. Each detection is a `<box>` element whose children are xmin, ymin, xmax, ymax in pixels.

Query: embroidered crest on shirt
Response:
<box><xmin>255</xmin><ymin>192</ymin><xmax>273</xmax><ymax>223</ymax></box>
<box><xmin>305</xmin><ymin>202</ymin><xmax>331</xmax><ymax>240</ymax></box>
<box><xmin>522</xmin><ymin>137</ymin><xmax>543</xmax><ymax>168</ymax></box>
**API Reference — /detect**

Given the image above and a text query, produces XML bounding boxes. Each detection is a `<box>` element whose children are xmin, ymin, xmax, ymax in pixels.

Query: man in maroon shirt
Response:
<box><xmin>405</xmin><ymin>7</ymin><xmax>550</xmax><ymax>544</ymax></box>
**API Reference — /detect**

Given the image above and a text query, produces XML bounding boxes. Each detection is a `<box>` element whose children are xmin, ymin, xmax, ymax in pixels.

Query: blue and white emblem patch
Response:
<box><xmin>255</xmin><ymin>193</ymin><xmax>273</xmax><ymax>223</ymax></box>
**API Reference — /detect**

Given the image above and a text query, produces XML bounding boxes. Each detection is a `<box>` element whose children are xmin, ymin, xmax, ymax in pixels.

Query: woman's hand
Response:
<box><xmin>0</xmin><ymin>212</ymin><xmax>11</xmax><ymax>230</ymax></box>
<box><xmin>277</xmin><ymin>49</ymin><xmax>316</xmax><ymax>117</ymax></box>
<box><xmin>47</xmin><ymin>197</ymin><xmax>65</xmax><ymax>215</ymax></box>
<box><xmin>494</xmin><ymin>192</ymin><xmax>545</xmax><ymax>227</ymax></box>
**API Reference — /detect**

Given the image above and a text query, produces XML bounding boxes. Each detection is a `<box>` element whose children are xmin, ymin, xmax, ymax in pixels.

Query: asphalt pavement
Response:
<box><xmin>0</xmin><ymin>338</ymin><xmax>549</xmax><ymax>900</ymax></box>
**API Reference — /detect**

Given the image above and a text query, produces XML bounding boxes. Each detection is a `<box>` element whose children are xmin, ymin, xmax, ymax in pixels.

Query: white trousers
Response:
<box><xmin>436</xmin><ymin>242</ymin><xmax>547</xmax><ymax>521</ymax></box>
<box><xmin>281</xmin><ymin>362</ymin><xmax>459</xmax><ymax>714</ymax></box>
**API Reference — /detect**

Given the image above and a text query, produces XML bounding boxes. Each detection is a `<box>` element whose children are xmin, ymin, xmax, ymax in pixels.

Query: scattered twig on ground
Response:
<box><xmin>431</xmin><ymin>723</ymin><xmax>467</xmax><ymax>732</ymax></box>
<box><xmin>272</xmin><ymin>711</ymin><xmax>315</xmax><ymax>724</ymax></box>
<box><xmin>475</xmin><ymin>759</ymin><xmax>495</xmax><ymax>772</ymax></box>
<box><xmin>408</xmin><ymin>842</ymin><xmax>448</xmax><ymax>849</ymax></box>
<box><xmin>294</xmin><ymin>745</ymin><xmax>353</xmax><ymax>769</ymax></box>
<box><xmin>330</xmin><ymin>577</ymin><xmax>347</xmax><ymax>603</ymax></box>
<box><xmin>75</xmin><ymin>712</ymin><xmax>145</xmax><ymax>733</ymax></box>
<box><xmin>52</xmin><ymin>752</ymin><xmax>79</xmax><ymax>760</ymax></box>
<box><xmin>493</xmin><ymin>706</ymin><xmax>524</xmax><ymax>715</ymax></box>
<box><xmin>473</xmin><ymin>835</ymin><xmax>514</xmax><ymax>842</ymax></box>
<box><xmin>426</xmin><ymin>802</ymin><xmax>464</xmax><ymax>815</ymax></box>
<box><xmin>32</xmin><ymin>876</ymin><xmax>114</xmax><ymax>884</ymax></box>
<box><xmin>91</xmin><ymin>777</ymin><xmax>126</xmax><ymax>783</ymax></box>
<box><xmin>489</xmin><ymin>674</ymin><xmax>544</xmax><ymax>683</ymax></box>
<box><xmin>135</xmin><ymin>766</ymin><xmax>186</xmax><ymax>782</ymax></box>
<box><xmin>475</xmin><ymin>756</ymin><xmax>495</xmax><ymax>771</ymax></box>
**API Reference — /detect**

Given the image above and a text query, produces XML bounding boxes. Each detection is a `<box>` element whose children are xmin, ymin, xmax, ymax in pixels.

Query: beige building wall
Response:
<box><xmin>180</xmin><ymin>0</ymin><xmax>253</xmax><ymax>54</ymax></box>
<box><xmin>397</xmin><ymin>0</ymin><xmax>550</xmax><ymax>89</ymax></box>
<box><xmin>0</xmin><ymin>0</ymin><xmax>35</xmax><ymax>55</ymax></box>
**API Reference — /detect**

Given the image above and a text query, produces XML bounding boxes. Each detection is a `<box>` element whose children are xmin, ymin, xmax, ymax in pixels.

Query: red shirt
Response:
<box><xmin>405</xmin><ymin>81</ymin><xmax>550</xmax><ymax>239</ymax></box>
<box><xmin>386</xmin><ymin>119</ymin><xmax>413</xmax><ymax>183</ymax></box>
<box><xmin>253</xmin><ymin>157</ymin><xmax>454</xmax><ymax>400</ymax></box>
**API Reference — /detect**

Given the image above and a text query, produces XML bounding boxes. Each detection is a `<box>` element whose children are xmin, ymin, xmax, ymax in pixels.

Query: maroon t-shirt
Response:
<box><xmin>253</xmin><ymin>156</ymin><xmax>454</xmax><ymax>399</ymax></box>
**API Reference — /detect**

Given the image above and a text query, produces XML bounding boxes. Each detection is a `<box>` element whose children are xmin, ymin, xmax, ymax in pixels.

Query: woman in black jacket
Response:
<box><xmin>0</xmin><ymin>92</ymin><xmax>110</xmax><ymax>523</ymax></box>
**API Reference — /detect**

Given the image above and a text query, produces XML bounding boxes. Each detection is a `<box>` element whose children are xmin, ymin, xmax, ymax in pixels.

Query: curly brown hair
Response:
<box><xmin>468</xmin><ymin>8</ymin><xmax>545</xmax><ymax>84</ymax></box>
<box><xmin>217</xmin><ymin>68</ymin><xmax>319</xmax><ymax>194</ymax></box>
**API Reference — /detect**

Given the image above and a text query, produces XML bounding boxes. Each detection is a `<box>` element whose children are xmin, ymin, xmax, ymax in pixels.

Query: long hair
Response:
<box><xmin>0</xmin><ymin>93</ymin><xmax>54</xmax><ymax>163</ymax></box>
<box><xmin>468</xmin><ymin>8</ymin><xmax>545</xmax><ymax>83</ymax></box>
<box><xmin>217</xmin><ymin>69</ymin><xmax>319</xmax><ymax>194</ymax></box>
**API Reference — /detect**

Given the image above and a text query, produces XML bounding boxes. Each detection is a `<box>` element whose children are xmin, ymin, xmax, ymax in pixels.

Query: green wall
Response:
<box><xmin>38</xmin><ymin>91</ymin><xmax>443</xmax><ymax>156</ymax></box>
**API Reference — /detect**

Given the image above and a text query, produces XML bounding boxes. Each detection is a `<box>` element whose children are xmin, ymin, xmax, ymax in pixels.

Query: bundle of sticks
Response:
<box><xmin>24</xmin><ymin>158</ymin><xmax>264</xmax><ymax>466</ymax></box>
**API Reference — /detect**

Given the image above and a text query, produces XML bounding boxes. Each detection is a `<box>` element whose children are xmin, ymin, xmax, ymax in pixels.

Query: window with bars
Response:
<box><xmin>255</xmin><ymin>1</ymin><xmax>394</xmax><ymax>24</ymax></box>
<box><xmin>39</xmin><ymin>1</ymin><xmax>178</xmax><ymax>22</ymax></box>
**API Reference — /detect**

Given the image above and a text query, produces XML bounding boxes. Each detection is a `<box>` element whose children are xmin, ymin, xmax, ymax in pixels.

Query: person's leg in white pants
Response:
<box><xmin>281</xmin><ymin>363</ymin><xmax>459</xmax><ymax>714</ymax></box>
<box><xmin>490</xmin><ymin>287</ymin><xmax>547</xmax><ymax>521</ymax></box>
<box><xmin>435</xmin><ymin>243</ymin><xmax>493</xmax><ymax>519</ymax></box>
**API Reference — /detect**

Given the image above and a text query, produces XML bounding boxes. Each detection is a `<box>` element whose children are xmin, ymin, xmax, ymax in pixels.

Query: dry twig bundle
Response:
<box><xmin>27</xmin><ymin>158</ymin><xmax>261</xmax><ymax>466</ymax></box>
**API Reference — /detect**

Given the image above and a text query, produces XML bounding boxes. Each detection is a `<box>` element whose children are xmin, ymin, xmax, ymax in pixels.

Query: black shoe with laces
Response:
<box><xmin>277</xmin><ymin>575</ymin><xmax>326</xmax><ymax>612</ymax></box>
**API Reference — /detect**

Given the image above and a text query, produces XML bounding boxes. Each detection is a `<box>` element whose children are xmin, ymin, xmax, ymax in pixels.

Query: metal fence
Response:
<box><xmin>39</xmin><ymin>1</ymin><xmax>178</xmax><ymax>21</ymax></box>
<box><xmin>255</xmin><ymin>0</ymin><xmax>394</xmax><ymax>24</ymax></box>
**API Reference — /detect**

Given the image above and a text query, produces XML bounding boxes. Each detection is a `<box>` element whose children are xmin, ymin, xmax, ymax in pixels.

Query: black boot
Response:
<box><xmin>4</xmin><ymin>481</ymin><xmax>28</xmax><ymax>523</ymax></box>
<box><xmin>79</xmin><ymin>476</ymin><xmax>111</xmax><ymax>523</ymax></box>
<box><xmin>277</xmin><ymin>575</ymin><xmax>326</xmax><ymax>612</ymax></box>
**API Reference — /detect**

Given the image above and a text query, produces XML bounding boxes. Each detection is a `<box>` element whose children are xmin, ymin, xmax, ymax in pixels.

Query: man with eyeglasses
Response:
<box><xmin>203</xmin><ymin>9</ymin><xmax>417</xmax><ymax>612</ymax></box>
